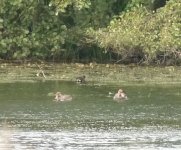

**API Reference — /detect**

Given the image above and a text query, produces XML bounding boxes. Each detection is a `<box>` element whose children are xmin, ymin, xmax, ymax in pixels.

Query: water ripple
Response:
<box><xmin>0</xmin><ymin>128</ymin><xmax>181</xmax><ymax>150</ymax></box>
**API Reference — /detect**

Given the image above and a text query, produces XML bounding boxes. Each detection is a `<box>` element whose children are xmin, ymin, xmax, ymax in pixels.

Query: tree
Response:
<box><xmin>0</xmin><ymin>0</ymin><xmax>91</xmax><ymax>60</ymax></box>
<box><xmin>87</xmin><ymin>0</ymin><xmax>181</xmax><ymax>64</ymax></box>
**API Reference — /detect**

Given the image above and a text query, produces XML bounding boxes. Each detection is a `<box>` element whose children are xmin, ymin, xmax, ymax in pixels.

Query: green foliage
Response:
<box><xmin>50</xmin><ymin>0</ymin><xmax>91</xmax><ymax>13</ymax></box>
<box><xmin>0</xmin><ymin>0</ymin><xmax>128</xmax><ymax>61</ymax></box>
<box><xmin>52</xmin><ymin>0</ymin><xmax>129</xmax><ymax>61</ymax></box>
<box><xmin>88</xmin><ymin>0</ymin><xmax>181</xmax><ymax>64</ymax></box>
<box><xmin>126</xmin><ymin>0</ymin><xmax>154</xmax><ymax>10</ymax></box>
<box><xmin>87</xmin><ymin>6</ymin><xmax>149</xmax><ymax>63</ymax></box>
<box><xmin>0</xmin><ymin>0</ymin><xmax>180</xmax><ymax>65</ymax></box>
<box><xmin>0</xmin><ymin>0</ymin><xmax>66</xmax><ymax>59</ymax></box>
<box><xmin>125</xmin><ymin>0</ymin><xmax>167</xmax><ymax>11</ymax></box>
<box><xmin>142</xmin><ymin>0</ymin><xmax>181</xmax><ymax>63</ymax></box>
<box><xmin>0</xmin><ymin>0</ymin><xmax>93</xmax><ymax>60</ymax></box>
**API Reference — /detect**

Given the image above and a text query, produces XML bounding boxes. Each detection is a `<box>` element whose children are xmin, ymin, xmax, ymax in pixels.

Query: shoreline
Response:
<box><xmin>0</xmin><ymin>62</ymin><xmax>181</xmax><ymax>85</ymax></box>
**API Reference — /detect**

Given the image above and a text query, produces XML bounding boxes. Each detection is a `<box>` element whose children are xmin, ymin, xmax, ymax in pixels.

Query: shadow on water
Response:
<box><xmin>0</xmin><ymin>81</ymin><xmax>181</xmax><ymax>149</ymax></box>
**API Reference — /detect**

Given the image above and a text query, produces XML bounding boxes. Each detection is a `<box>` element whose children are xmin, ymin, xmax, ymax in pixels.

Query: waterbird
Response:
<box><xmin>113</xmin><ymin>89</ymin><xmax>128</xmax><ymax>101</ymax></box>
<box><xmin>54</xmin><ymin>92</ymin><xmax>72</xmax><ymax>102</ymax></box>
<box><xmin>76</xmin><ymin>75</ymin><xmax>86</xmax><ymax>83</ymax></box>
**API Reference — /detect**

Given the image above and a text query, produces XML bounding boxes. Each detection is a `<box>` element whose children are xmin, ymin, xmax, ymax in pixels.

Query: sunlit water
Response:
<box><xmin>0</xmin><ymin>81</ymin><xmax>181</xmax><ymax>149</ymax></box>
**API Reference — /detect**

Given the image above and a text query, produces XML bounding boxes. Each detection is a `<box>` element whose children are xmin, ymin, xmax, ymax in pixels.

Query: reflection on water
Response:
<box><xmin>1</xmin><ymin>128</ymin><xmax>181</xmax><ymax>150</ymax></box>
<box><xmin>0</xmin><ymin>81</ymin><xmax>181</xmax><ymax>149</ymax></box>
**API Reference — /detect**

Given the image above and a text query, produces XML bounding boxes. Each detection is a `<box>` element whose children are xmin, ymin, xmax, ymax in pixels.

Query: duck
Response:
<box><xmin>54</xmin><ymin>92</ymin><xmax>72</xmax><ymax>102</ymax></box>
<box><xmin>113</xmin><ymin>89</ymin><xmax>128</xmax><ymax>101</ymax></box>
<box><xmin>76</xmin><ymin>75</ymin><xmax>86</xmax><ymax>83</ymax></box>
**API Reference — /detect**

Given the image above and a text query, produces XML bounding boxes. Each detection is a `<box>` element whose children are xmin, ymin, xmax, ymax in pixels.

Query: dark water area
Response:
<box><xmin>0</xmin><ymin>81</ymin><xmax>181</xmax><ymax>149</ymax></box>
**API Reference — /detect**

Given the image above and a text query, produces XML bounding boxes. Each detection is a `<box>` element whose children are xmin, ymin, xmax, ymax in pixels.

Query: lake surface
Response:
<box><xmin>0</xmin><ymin>81</ymin><xmax>181</xmax><ymax>149</ymax></box>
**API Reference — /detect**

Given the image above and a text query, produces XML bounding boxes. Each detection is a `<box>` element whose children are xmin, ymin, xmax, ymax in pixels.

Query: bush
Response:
<box><xmin>87</xmin><ymin>0</ymin><xmax>181</xmax><ymax>64</ymax></box>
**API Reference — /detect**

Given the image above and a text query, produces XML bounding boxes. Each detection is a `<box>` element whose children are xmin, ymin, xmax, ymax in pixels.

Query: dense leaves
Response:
<box><xmin>87</xmin><ymin>0</ymin><xmax>181</xmax><ymax>64</ymax></box>
<box><xmin>0</xmin><ymin>0</ymin><xmax>180</xmax><ymax>64</ymax></box>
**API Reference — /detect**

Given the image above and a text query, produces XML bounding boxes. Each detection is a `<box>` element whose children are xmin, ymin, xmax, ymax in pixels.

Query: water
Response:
<box><xmin>0</xmin><ymin>81</ymin><xmax>181</xmax><ymax>149</ymax></box>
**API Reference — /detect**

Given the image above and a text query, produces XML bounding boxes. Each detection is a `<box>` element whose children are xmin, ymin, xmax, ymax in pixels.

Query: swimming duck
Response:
<box><xmin>54</xmin><ymin>92</ymin><xmax>72</xmax><ymax>102</ymax></box>
<box><xmin>113</xmin><ymin>89</ymin><xmax>128</xmax><ymax>101</ymax></box>
<box><xmin>76</xmin><ymin>75</ymin><xmax>86</xmax><ymax>83</ymax></box>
